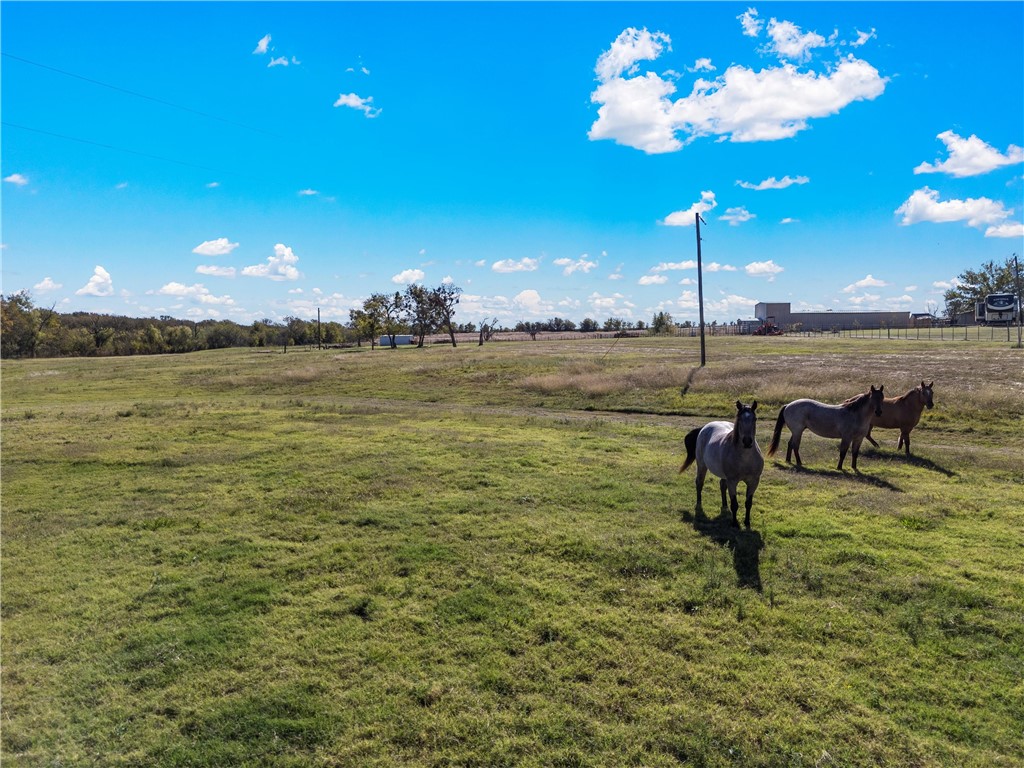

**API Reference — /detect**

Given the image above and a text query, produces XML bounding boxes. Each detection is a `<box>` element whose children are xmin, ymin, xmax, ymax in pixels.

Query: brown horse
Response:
<box><xmin>864</xmin><ymin>381</ymin><xmax>934</xmax><ymax>455</ymax></box>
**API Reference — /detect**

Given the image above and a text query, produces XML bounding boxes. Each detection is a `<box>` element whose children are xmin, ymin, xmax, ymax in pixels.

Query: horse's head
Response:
<box><xmin>869</xmin><ymin>385</ymin><xmax>884</xmax><ymax>417</ymax></box>
<box><xmin>920</xmin><ymin>380</ymin><xmax>934</xmax><ymax>410</ymax></box>
<box><xmin>734</xmin><ymin>400</ymin><xmax>758</xmax><ymax>449</ymax></box>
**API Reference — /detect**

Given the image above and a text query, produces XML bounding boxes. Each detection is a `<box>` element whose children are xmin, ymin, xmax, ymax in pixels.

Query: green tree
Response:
<box><xmin>1</xmin><ymin>292</ymin><xmax>58</xmax><ymax>359</ymax></box>
<box><xmin>431</xmin><ymin>283</ymin><xmax>462</xmax><ymax>348</ymax></box>
<box><xmin>651</xmin><ymin>311</ymin><xmax>675</xmax><ymax>335</ymax></box>
<box><xmin>943</xmin><ymin>257</ymin><xmax>1018</xmax><ymax>322</ymax></box>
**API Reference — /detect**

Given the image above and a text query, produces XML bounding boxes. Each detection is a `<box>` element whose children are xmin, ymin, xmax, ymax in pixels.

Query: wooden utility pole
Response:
<box><xmin>695</xmin><ymin>212</ymin><xmax>707</xmax><ymax>366</ymax></box>
<box><xmin>317</xmin><ymin>307</ymin><xmax>322</xmax><ymax>350</ymax></box>
<box><xmin>1013</xmin><ymin>254</ymin><xmax>1022</xmax><ymax>349</ymax></box>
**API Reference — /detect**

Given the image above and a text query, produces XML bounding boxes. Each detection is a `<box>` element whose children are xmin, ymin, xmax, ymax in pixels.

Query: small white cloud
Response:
<box><xmin>206</xmin><ymin>181</ymin><xmax>221</xmax><ymax>188</ymax></box>
<box><xmin>780</xmin><ymin>217</ymin><xmax>799</xmax><ymax>224</ymax></box>
<box><xmin>334</xmin><ymin>93</ymin><xmax>381</xmax><ymax>118</ymax></box>
<box><xmin>192</xmin><ymin>237</ymin><xmax>239</xmax><ymax>257</ymax></box>
<box><xmin>719</xmin><ymin>206</ymin><xmax>755</xmax><ymax>226</ymax></box>
<box><xmin>738</xmin><ymin>8</ymin><xmax>763</xmax><ymax>37</ymax></box>
<box><xmin>4</xmin><ymin>173</ymin><xmax>29</xmax><ymax>186</ymax></box>
<box><xmin>914</xmin><ymin>130</ymin><xmax>1024</xmax><ymax>178</ymax></box>
<box><xmin>241</xmin><ymin>243</ymin><xmax>302</xmax><ymax>281</ymax></box>
<box><xmin>638</xmin><ymin>275</ymin><xmax>669</xmax><ymax>286</ymax></box>
<box><xmin>842</xmin><ymin>274</ymin><xmax>888</xmax><ymax>293</ymax></box>
<box><xmin>34</xmin><ymin>277</ymin><xmax>62</xmax><ymax>293</ymax></box>
<box><xmin>765</xmin><ymin>17</ymin><xmax>828</xmax><ymax>63</ymax></box>
<box><xmin>736</xmin><ymin>175</ymin><xmax>809</xmax><ymax>190</ymax></box>
<box><xmin>115</xmin><ymin>181</ymin><xmax>129</xmax><ymax>190</ymax></box>
<box><xmin>688</xmin><ymin>58</ymin><xmax>715</xmax><ymax>73</ymax></box>
<box><xmin>679</xmin><ymin>277</ymin><xmax>697</xmax><ymax>286</ymax></box>
<box><xmin>492</xmin><ymin>257</ymin><xmax>539</xmax><ymax>273</ymax></box>
<box><xmin>904</xmin><ymin>285</ymin><xmax>918</xmax><ymax>292</ymax></box>
<box><xmin>652</xmin><ymin>260</ymin><xmax>698</xmax><ymax>271</ymax></box>
<box><xmin>196</xmin><ymin>265</ymin><xmax>237</xmax><ymax>278</ymax></box>
<box><xmin>553</xmin><ymin>255</ymin><xmax>598</xmax><ymax>276</ymax></box>
<box><xmin>896</xmin><ymin>187</ymin><xmax>1014</xmax><ymax>231</ymax></box>
<box><xmin>392</xmin><ymin>268</ymin><xmax>425</xmax><ymax>285</ymax></box>
<box><xmin>474</xmin><ymin>259</ymin><xmax>487</xmax><ymax>267</ymax></box>
<box><xmin>704</xmin><ymin>262</ymin><xmax>737</xmax><ymax>273</ymax></box>
<box><xmin>512</xmin><ymin>289</ymin><xmax>553</xmax><ymax>315</ymax></box>
<box><xmin>76</xmin><ymin>266</ymin><xmax>114</xmax><ymax>297</ymax></box>
<box><xmin>253</xmin><ymin>34</ymin><xmax>272</xmax><ymax>55</ymax></box>
<box><xmin>268</xmin><ymin>56</ymin><xmax>291</xmax><ymax>68</ymax></box>
<box><xmin>932</xmin><ymin>279</ymin><xmax>957</xmax><ymax>290</ymax></box>
<box><xmin>661</xmin><ymin>191</ymin><xmax>717</xmax><ymax>226</ymax></box>
<box><xmin>745</xmin><ymin>260</ymin><xmax>784</xmax><ymax>281</ymax></box>
<box><xmin>851</xmin><ymin>28</ymin><xmax>877</xmax><ymax>47</ymax></box>
<box><xmin>298</xmin><ymin>189</ymin><xmax>319</xmax><ymax>196</ymax></box>
<box><xmin>155</xmin><ymin>282</ymin><xmax>235</xmax><ymax>306</ymax></box>
<box><xmin>986</xmin><ymin>222</ymin><xmax>1024</xmax><ymax>238</ymax></box>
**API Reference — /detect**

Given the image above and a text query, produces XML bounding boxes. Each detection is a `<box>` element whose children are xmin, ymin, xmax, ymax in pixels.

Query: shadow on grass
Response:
<box><xmin>682</xmin><ymin>506</ymin><xmax>764</xmax><ymax>592</ymax></box>
<box><xmin>679</xmin><ymin>366</ymin><xmax>702</xmax><ymax>397</ymax></box>
<box><xmin>862</xmin><ymin>448</ymin><xmax>957</xmax><ymax>478</ymax></box>
<box><xmin>770</xmin><ymin>461</ymin><xmax>903</xmax><ymax>492</ymax></box>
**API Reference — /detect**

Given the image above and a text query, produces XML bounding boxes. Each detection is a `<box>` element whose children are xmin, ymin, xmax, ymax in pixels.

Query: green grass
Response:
<box><xmin>3</xmin><ymin>337</ymin><xmax>1023</xmax><ymax>766</ymax></box>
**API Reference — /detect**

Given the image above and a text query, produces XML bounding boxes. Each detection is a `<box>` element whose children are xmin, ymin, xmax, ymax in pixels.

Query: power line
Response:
<box><xmin>2</xmin><ymin>51</ymin><xmax>283</xmax><ymax>139</ymax></box>
<box><xmin>2</xmin><ymin>120</ymin><xmax>235</xmax><ymax>177</ymax></box>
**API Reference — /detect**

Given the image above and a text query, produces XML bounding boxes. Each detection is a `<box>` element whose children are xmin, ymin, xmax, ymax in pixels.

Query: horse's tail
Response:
<box><xmin>767</xmin><ymin>406</ymin><xmax>787</xmax><ymax>457</ymax></box>
<box><xmin>679</xmin><ymin>428</ymin><xmax>700</xmax><ymax>473</ymax></box>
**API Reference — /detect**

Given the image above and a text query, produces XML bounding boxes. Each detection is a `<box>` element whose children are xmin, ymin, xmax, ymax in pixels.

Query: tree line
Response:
<box><xmin>1</xmin><ymin>281</ymin><xmax>660</xmax><ymax>359</ymax></box>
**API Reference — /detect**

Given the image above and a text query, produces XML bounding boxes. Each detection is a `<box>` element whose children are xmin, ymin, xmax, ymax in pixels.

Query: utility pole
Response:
<box><xmin>1013</xmin><ymin>254</ymin><xmax>1022</xmax><ymax>349</ymax></box>
<box><xmin>695</xmin><ymin>212</ymin><xmax>707</xmax><ymax>366</ymax></box>
<box><xmin>317</xmin><ymin>307</ymin><xmax>322</xmax><ymax>350</ymax></box>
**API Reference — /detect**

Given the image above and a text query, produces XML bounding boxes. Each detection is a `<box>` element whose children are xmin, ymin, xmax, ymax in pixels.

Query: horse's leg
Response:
<box><xmin>851</xmin><ymin>437</ymin><xmax>865</xmax><ymax>472</ymax></box>
<box><xmin>837</xmin><ymin>438</ymin><xmax>850</xmax><ymax>470</ymax></box>
<box><xmin>789</xmin><ymin>428</ymin><xmax>803</xmax><ymax>466</ymax></box>
<box><xmin>865</xmin><ymin>427</ymin><xmax>879</xmax><ymax>448</ymax></box>
<box><xmin>902</xmin><ymin>429</ymin><xmax>911</xmax><ymax>455</ymax></box>
<box><xmin>694</xmin><ymin>464</ymin><xmax>707</xmax><ymax>513</ymax></box>
<box><xmin>719</xmin><ymin>478</ymin><xmax>728</xmax><ymax>511</ymax></box>
<box><xmin>743</xmin><ymin>479</ymin><xmax>759</xmax><ymax>529</ymax></box>
<box><xmin>726</xmin><ymin>479</ymin><xmax>740</xmax><ymax>527</ymax></box>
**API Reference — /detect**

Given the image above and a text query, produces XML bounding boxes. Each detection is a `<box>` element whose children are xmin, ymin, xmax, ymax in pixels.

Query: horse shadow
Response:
<box><xmin>862</xmin><ymin>448</ymin><xmax>956</xmax><ymax>478</ymax></box>
<box><xmin>770</xmin><ymin>462</ymin><xmax>903</xmax><ymax>492</ymax></box>
<box><xmin>679</xmin><ymin>366</ymin><xmax>702</xmax><ymax>397</ymax></box>
<box><xmin>682</xmin><ymin>506</ymin><xmax>764</xmax><ymax>591</ymax></box>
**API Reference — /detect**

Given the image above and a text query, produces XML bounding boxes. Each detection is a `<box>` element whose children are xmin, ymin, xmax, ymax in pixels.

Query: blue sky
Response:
<box><xmin>3</xmin><ymin>1</ymin><xmax>1022</xmax><ymax>325</ymax></box>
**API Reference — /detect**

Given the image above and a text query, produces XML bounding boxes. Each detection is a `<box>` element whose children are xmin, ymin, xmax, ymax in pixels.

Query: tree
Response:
<box><xmin>651</xmin><ymin>311</ymin><xmax>675</xmax><ymax>336</ymax></box>
<box><xmin>431</xmin><ymin>283</ymin><xmax>462</xmax><ymax>347</ymax></box>
<box><xmin>405</xmin><ymin>283</ymin><xmax>439</xmax><ymax>347</ymax></box>
<box><xmin>943</xmin><ymin>257</ymin><xmax>1018</xmax><ymax>322</ymax></box>
<box><xmin>1</xmin><ymin>292</ymin><xmax>58</xmax><ymax>359</ymax></box>
<box><xmin>579</xmin><ymin>317</ymin><xmax>599</xmax><ymax>332</ymax></box>
<box><xmin>349</xmin><ymin>307</ymin><xmax>381</xmax><ymax>349</ymax></box>
<box><xmin>478</xmin><ymin>316</ymin><xmax>498</xmax><ymax>346</ymax></box>
<box><xmin>364</xmin><ymin>292</ymin><xmax>407</xmax><ymax>349</ymax></box>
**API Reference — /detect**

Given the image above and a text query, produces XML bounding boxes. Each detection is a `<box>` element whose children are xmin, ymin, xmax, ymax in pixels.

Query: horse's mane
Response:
<box><xmin>841</xmin><ymin>391</ymin><xmax>872</xmax><ymax>410</ymax></box>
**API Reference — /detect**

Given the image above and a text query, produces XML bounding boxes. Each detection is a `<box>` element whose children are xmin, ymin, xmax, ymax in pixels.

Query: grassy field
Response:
<box><xmin>2</xmin><ymin>336</ymin><xmax>1023</xmax><ymax>767</ymax></box>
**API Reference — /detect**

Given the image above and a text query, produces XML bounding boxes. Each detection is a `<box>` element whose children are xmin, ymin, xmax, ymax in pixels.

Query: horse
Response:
<box><xmin>680</xmin><ymin>401</ymin><xmax>764</xmax><ymax>528</ymax></box>
<box><xmin>864</xmin><ymin>381</ymin><xmax>934</xmax><ymax>455</ymax></box>
<box><xmin>767</xmin><ymin>386</ymin><xmax>885</xmax><ymax>472</ymax></box>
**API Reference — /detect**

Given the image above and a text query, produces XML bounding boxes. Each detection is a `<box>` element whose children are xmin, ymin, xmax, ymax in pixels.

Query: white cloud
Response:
<box><xmin>206</xmin><ymin>181</ymin><xmax>221</xmax><ymax>188</ymax></box>
<box><xmin>895</xmin><ymin>187</ymin><xmax>1016</xmax><ymax>232</ymax></box>
<box><xmin>780</xmin><ymin>217</ymin><xmax>798</xmax><ymax>224</ymax></box>
<box><xmin>392</xmin><ymin>268</ymin><xmax>425</xmax><ymax>285</ymax></box>
<box><xmin>688</xmin><ymin>58</ymin><xmax>715</xmax><ymax>73</ymax></box>
<box><xmin>512</xmin><ymin>289</ymin><xmax>553</xmax><ymax>315</ymax></box>
<box><xmin>268</xmin><ymin>56</ymin><xmax>300</xmax><ymax>68</ymax></box>
<box><xmin>705</xmin><ymin>294</ymin><xmax>758</xmax><ymax>315</ymax></box>
<box><xmin>736</xmin><ymin>175</ymin><xmax>809</xmax><ymax>190</ymax></box>
<box><xmin>679</xmin><ymin>277</ymin><xmax>697</xmax><ymax>286</ymax></box>
<box><xmin>34</xmin><ymin>277</ymin><xmax>62</xmax><ymax>293</ymax></box>
<box><xmin>588</xmin><ymin>291</ymin><xmax>635</xmax><ymax>317</ymax></box>
<box><xmin>847</xmin><ymin>293</ymin><xmax>881</xmax><ymax>306</ymax></box>
<box><xmin>986</xmin><ymin>222</ymin><xmax>1024</xmax><ymax>238</ymax></box>
<box><xmin>553</xmin><ymin>255</ymin><xmax>598</xmax><ymax>276</ymax></box>
<box><xmin>904</xmin><ymin>285</ymin><xmax>918</xmax><ymax>292</ymax></box>
<box><xmin>842</xmin><ymin>274</ymin><xmax>888</xmax><ymax>293</ymax></box>
<box><xmin>638</xmin><ymin>275</ymin><xmax>669</xmax><ymax>286</ymax></box>
<box><xmin>705</xmin><ymin>262</ymin><xmax>737</xmax><ymax>272</ymax></box>
<box><xmin>594</xmin><ymin>27</ymin><xmax>672</xmax><ymax>83</ymax></box>
<box><xmin>115</xmin><ymin>181</ymin><xmax>129</xmax><ymax>190</ymax></box>
<box><xmin>4</xmin><ymin>173</ymin><xmax>29</xmax><ymax>186</ymax></box>
<box><xmin>253</xmin><ymin>34</ymin><xmax>271</xmax><ymax>55</ymax></box>
<box><xmin>492</xmin><ymin>257</ymin><xmax>539</xmax><ymax>273</ymax></box>
<box><xmin>653</xmin><ymin>260</ymin><xmax>698</xmax><ymax>271</ymax></box>
<box><xmin>155</xmin><ymin>282</ymin><xmax>235</xmax><ymax>306</ymax></box>
<box><xmin>914</xmin><ymin>130</ymin><xmax>1024</xmax><ymax>178</ymax></box>
<box><xmin>474</xmin><ymin>259</ymin><xmax>487</xmax><ymax>267</ymax></box>
<box><xmin>851</xmin><ymin>29</ymin><xmax>877</xmax><ymax>47</ymax></box>
<box><xmin>196</xmin><ymin>265</ymin><xmax>237</xmax><ymax>278</ymax></box>
<box><xmin>75</xmin><ymin>266</ymin><xmax>114</xmax><ymax>297</ymax></box>
<box><xmin>745</xmin><ymin>260</ymin><xmax>784</xmax><ymax>281</ymax></box>
<box><xmin>192</xmin><ymin>237</ymin><xmax>239</xmax><ymax>256</ymax></box>
<box><xmin>589</xmin><ymin>23</ymin><xmax>887</xmax><ymax>153</ymax></box>
<box><xmin>738</xmin><ymin>8</ymin><xmax>763</xmax><ymax>37</ymax></box>
<box><xmin>298</xmin><ymin>189</ymin><xmax>319</xmax><ymax>196</ymax></box>
<box><xmin>334</xmin><ymin>93</ymin><xmax>381</xmax><ymax>118</ymax></box>
<box><xmin>661</xmin><ymin>191</ymin><xmax>717</xmax><ymax>226</ymax></box>
<box><xmin>719</xmin><ymin>206</ymin><xmax>755</xmax><ymax>226</ymax></box>
<box><xmin>764</xmin><ymin>17</ymin><xmax>828</xmax><ymax>63</ymax></box>
<box><xmin>241</xmin><ymin>243</ymin><xmax>302</xmax><ymax>281</ymax></box>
